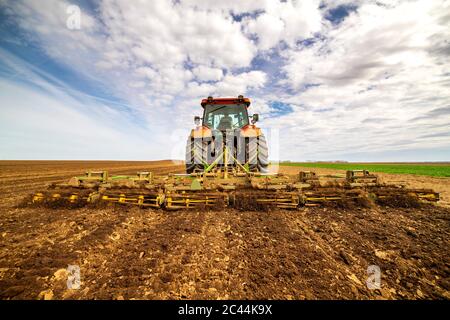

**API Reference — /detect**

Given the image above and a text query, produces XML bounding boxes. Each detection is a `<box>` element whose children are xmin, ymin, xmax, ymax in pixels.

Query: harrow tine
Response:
<box><xmin>98</xmin><ymin>192</ymin><xmax>164</xmax><ymax>208</ymax></box>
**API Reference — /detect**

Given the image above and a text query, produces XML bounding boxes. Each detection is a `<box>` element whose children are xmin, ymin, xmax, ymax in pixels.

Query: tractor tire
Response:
<box><xmin>185</xmin><ymin>137</ymin><xmax>208</xmax><ymax>174</ymax></box>
<box><xmin>257</xmin><ymin>134</ymin><xmax>269</xmax><ymax>173</ymax></box>
<box><xmin>247</xmin><ymin>134</ymin><xmax>269</xmax><ymax>173</ymax></box>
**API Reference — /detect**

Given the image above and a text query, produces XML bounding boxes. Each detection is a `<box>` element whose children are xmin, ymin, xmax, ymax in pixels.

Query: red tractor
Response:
<box><xmin>186</xmin><ymin>95</ymin><xmax>269</xmax><ymax>174</ymax></box>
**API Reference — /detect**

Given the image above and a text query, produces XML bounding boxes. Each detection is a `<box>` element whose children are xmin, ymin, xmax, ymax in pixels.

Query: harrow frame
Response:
<box><xmin>30</xmin><ymin>167</ymin><xmax>439</xmax><ymax>210</ymax></box>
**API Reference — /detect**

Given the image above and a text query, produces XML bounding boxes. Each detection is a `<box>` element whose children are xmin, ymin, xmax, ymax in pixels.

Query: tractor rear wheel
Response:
<box><xmin>247</xmin><ymin>134</ymin><xmax>269</xmax><ymax>173</ymax></box>
<box><xmin>257</xmin><ymin>134</ymin><xmax>269</xmax><ymax>173</ymax></box>
<box><xmin>185</xmin><ymin>137</ymin><xmax>208</xmax><ymax>174</ymax></box>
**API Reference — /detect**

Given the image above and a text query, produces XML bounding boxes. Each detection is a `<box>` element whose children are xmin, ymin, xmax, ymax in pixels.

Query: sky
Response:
<box><xmin>0</xmin><ymin>0</ymin><xmax>449</xmax><ymax>161</ymax></box>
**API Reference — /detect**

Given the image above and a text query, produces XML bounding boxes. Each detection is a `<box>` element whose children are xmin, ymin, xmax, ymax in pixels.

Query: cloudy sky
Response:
<box><xmin>0</xmin><ymin>0</ymin><xmax>449</xmax><ymax>161</ymax></box>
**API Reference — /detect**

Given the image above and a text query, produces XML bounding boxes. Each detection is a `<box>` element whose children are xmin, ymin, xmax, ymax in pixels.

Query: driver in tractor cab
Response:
<box><xmin>217</xmin><ymin>111</ymin><xmax>233</xmax><ymax>130</ymax></box>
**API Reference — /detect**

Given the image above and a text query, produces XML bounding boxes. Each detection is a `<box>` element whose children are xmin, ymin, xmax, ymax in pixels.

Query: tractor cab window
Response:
<box><xmin>203</xmin><ymin>104</ymin><xmax>249</xmax><ymax>130</ymax></box>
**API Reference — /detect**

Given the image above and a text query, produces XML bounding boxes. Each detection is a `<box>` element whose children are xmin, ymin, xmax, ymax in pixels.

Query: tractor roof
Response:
<box><xmin>201</xmin><ymin>96</ymin><xmax>251</xmax><ymax>108</ymax></box>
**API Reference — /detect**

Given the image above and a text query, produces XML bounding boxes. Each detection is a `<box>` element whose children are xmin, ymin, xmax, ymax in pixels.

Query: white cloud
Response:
<box><xmin>2</xmin><ymin>0</ymin><xmax>259</xmax><ymax>107</ymax></box>
<box><xmin>270</xmin><ymin>0</ymin><xmax>450</xmax><ymax>160</ymax></box>
<box><xmin>245</xmin><ymin>13</ymin><xmax>285</xmax><ymax>50</ymax></box>
<box><xmin>192</xmin><ymin>66</ymin><xmax>224</xmax><ymax>82</ymax></box>
<box><xmin>0</xmin><ymin>77</ymin><xmax>159</xmax><ymax>160</ymax></box>
<box><xmin>216</xmin><ymin>70</ymin><xmax>267</xmax><ymax>96</ymax></box>
<box><xmin>180</xmin><ymin>0</ymin><xmax>267</xmax><ymax>13</ymax></box>
<box><xmin>97</xmin><ymin>0</ymin><xmax>257</xmax><ymax>69</ymax></box>
<box><xmin>244</xmin><ymin>0</ymin><xmax>322</xmax><ymax>50</ymax></box>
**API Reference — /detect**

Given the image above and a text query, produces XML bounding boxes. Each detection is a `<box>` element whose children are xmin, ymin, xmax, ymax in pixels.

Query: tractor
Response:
<box><xmin>185</xmin><ymin>95</ymin><xmax>269</xmax><ymax>174</ymax></box>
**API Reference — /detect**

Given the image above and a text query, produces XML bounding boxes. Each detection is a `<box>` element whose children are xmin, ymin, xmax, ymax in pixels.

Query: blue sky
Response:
<box><xmin>0</xmin><ymin>0</ymin><xmax>449</xmax><ymax>161</ymax></box>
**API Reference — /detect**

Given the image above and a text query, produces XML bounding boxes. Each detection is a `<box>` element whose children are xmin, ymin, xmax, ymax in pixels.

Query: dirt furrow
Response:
<box><xmin>0</xmin><ymin>206</ymin><xmax>130</xmax><ymax>299</ymax></box>
<box><xmin>0</xmin><ymin>161</ymin><xmax>449</xmax><ymax>300</ymax></box>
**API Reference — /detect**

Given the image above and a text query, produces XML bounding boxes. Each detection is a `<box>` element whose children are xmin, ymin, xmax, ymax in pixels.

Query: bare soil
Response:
<box><xmin>0</xmin><ymin>161</ymin><xmax>449</xmax><ymax>300</ymax></box>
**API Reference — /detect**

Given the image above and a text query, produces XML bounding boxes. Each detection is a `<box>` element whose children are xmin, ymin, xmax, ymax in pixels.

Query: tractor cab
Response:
<box><xmin>204</xmin><ymin>104</ymin><xmax>248</xmax><ymax>130</ymax></box>
<box><xmin>197</xmin><ymin>95</ymin><xmax>258</xmax><ymax>131</ymax></box>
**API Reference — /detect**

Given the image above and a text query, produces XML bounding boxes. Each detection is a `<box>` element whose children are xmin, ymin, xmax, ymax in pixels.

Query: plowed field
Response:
<box><xmin>0</xmin><ymin>161</ymin><xmax>449</xmax><ymax>300</ymax></box>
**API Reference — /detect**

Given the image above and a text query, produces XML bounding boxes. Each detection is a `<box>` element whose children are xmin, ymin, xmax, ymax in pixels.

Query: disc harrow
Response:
<box><xmin>27</xmin><ymin>168</ymin><xmax>439</xmax><ymax>210</ymax></box>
